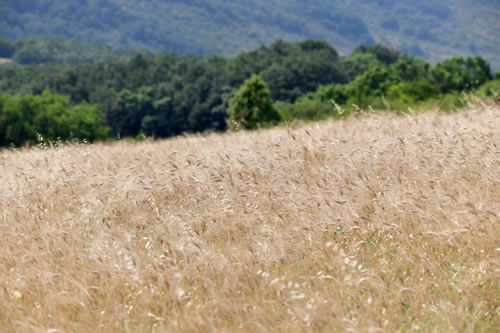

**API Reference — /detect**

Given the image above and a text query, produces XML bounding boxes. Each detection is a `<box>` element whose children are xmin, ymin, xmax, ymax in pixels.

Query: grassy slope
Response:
<box><xmin>0</xmin><ymin>104</ymin><xmax>499</xmax><ymax>331</ymax></box>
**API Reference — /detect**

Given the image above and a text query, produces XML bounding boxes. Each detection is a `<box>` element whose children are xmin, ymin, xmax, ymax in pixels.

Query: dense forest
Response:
<box><xmin>0</xmin><ymin>0</ymin><xmax>499</xmax><ymax>69</ymax></box>
<box><xmin>1</xmin><ymin>39</ymin><xmax>498</xmax><ymax>147</ymax></box>
<box><xmin>0</xmin><ymin>36</ymin><xmax>140</xmax><ymax>65</ymax></box>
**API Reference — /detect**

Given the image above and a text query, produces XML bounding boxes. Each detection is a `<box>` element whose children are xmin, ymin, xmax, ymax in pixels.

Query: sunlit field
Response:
<box><xmin>1</xmin><ymin>103</ymin><xmax>499</xmax><ymax>332</ymax></box>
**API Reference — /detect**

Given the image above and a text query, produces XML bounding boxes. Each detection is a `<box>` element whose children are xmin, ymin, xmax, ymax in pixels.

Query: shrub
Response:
<box><xmin>228</xmin><ymin>74</ymin><xmax>281</xmax><ymax>130</ymax></box>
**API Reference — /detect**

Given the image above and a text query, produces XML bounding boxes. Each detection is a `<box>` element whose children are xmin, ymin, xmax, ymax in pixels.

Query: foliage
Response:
<box><xmin>353</xmin><ymin>45</ymin><xmax>404</xmax><ymax>66</ymax></box>
<box><xmin>275</xmin><ymin>99</ymin><xmax>342</xmax><ymax>123</ymax></box>
<box><xmin>0</xmin><ymin>91</ymin><xmax>108</xmax><ymax>147</ymax></box>
<box><xmin>477</xmin><ymin>79</ymin><xmax>500</xmax><ymax>101</ymax></box>
<box><xmin>0</xmin><ymin>40</ymin><xmax>497</xmax><ymax>146</ymax></box>
<box><xmin>431</xmin><ymin>57</ymin><xmax>492</xmax><ymax>93</ymax></box>
<box><xmin>228</xmin><ymin>75</ymin><xmax>280</xmax><ymax>130</ymax></box>
<box><xmin>259</xmin><ymin>40</ymin><xmax>347</xmax><ymax>102</ymax></box>
<box><xmin>288</xmin><ymin>52</ymin><xmax>495</xmax><ymax>114</ymax></box>
<box><xmin>0</xmin><ymin>39</ymin><xmax>349</xmax><ymax>139</ymax></box>
<box><xmin>340</xmin><ymin>53</ymin><xmax>383</xmax><ymax>82</ymax></box>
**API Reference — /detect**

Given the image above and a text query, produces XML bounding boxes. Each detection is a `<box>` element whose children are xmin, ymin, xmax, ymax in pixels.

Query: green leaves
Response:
<box><xmin>431</xmin><ymin>57</ymin><xmax>492</xmax><ymax>93</ymax></box>
<box><xmin>0</xmin><ymin>39</ymin><xmax>496</xmax><ymax>143</ymax></box>
<box><xmin>228</xmin><ymin>75</ymin><xmax>281</xmax><ymax>130</ymax></box>
<box><xmin>0</xmin><ymin>90</ymin><xmax>108</xmax><ymax>147</ymax></box>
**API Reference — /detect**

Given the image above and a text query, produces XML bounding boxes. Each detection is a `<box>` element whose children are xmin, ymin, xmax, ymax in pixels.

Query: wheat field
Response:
<box><xmin>0</xmin><ymin>104</ymin><xmax>499</xmax><ymax>332</ymax></box>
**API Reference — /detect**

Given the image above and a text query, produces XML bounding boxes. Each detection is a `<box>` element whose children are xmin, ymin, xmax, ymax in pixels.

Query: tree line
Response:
<box><xmin>0</xmin><ymin>35</ymin><xmax>139</xmax><ymax>65</ymax></box>
<box><xmin>0</xmin><ymin>91</ymin><xmax>108</xmax><ymax>147</ymax></box>
<box><xmin>0</xmin><ymin>40</ymin><xmax>498</xmax><ymax>147</ymax></box>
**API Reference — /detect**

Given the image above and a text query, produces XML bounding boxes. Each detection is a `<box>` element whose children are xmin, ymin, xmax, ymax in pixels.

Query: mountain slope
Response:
<box><xmin>0</xmin><ymin>0</ymin><xmax>499</xmax><ymax>68</ymax></box>
<box><xmin>0</xmin><ymin>36</ymin><xmax>140</xmax><ymax>65</ymax></box>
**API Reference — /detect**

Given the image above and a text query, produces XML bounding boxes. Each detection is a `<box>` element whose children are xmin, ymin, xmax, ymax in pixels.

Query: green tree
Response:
<box><xmin>431</xmin><ymin>57</ymin><xmax>492</xmax><ymax>93</ymax></box>
<box><xmin>349</xmin><ymin>65</ymin><xmax>398</xmax><ymax>103</ymax></box>
<box><xmin>228</xmin><ymin>74</ymin><xmax>281</xmax><ymax>130</ymax></box>
<box><xmin>109</xmin><ymin>86</ymin><xmax>155</xmax><ymax>137</ymax></box>
<box><xmin>0</xmin><ymin>91</ymin><xmax>108</xmax><ymax>147</ymax></box>
<box><xmin>0</xmin><ymin>94</ymin><xmax>37</xmax><ymax>146</ymax></box>
<box><xmin>353</xmin><ymin>44</ymin><xmax>403</xmax><ymax>66</ymax></box>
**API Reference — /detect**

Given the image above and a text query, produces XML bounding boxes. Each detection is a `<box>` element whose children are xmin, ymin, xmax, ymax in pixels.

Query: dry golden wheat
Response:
<box><xmin>1</xmin><ymin>103</ymin><xmax>499</xmax><ymax>332</ymax></box>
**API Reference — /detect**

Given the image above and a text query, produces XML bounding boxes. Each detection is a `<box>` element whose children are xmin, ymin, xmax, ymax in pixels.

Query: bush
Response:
<box><xmin>275</xmin><ymin>99</ymin><xmax>337</xmax><ymax>122</ymax></box>
<box><xmin>228</xmin><ymin>74</ymin><xmax>281</xmax><ymax>130</ymax></box>
<box><xmin>431</xmin><ymin>57</ymin><xmax>492</xmax><ymax>93</ymax></box>
<box><xmin>0</xmin><ymin>91</ymin><xmax>109</xmax><ymax>147</ymax></box>
<box><xmin>478</xmin><ymin>80</ymin><xmax>500</xmax><ymax>97</ymax></box>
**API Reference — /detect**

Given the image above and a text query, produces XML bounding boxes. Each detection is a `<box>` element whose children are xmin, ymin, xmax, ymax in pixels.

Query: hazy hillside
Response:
<box><xmin>1</xmin><ymin>0</ymin><xmax>499</xmax><ymax>69</ymax></box>
<box><xmin>1</xmin><ymin>103</ymin><xmax>498</xmax><ymax>331</ymax></box>
<box><xmin>0</xmin><ymin>36</ymin><xmax>140</xmax><ymax>65</ymax></box>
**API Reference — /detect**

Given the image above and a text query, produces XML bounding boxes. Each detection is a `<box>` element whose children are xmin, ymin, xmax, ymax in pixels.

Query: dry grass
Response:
<box><xmin>1</xmin><ymin>104</ymin><xmax>499</xmax><ymax>332</ymax></box>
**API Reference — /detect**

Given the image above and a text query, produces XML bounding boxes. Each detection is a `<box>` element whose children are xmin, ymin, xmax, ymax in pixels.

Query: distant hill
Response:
<box><xmin>0</xmin><ymin>0</ymin><xmax>499</xmax><ymax>69</ymax></box>
<box><xmin>0</xmin><ymin>36</ymin><xmax>140</xmax><ymax>65</ymax></box>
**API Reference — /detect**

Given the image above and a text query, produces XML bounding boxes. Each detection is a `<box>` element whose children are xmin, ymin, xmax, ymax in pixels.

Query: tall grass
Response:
<box><xmin>0</xmin><ymin>102</ymin><xmax>499</xmax><ymax>332</ymax></box>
